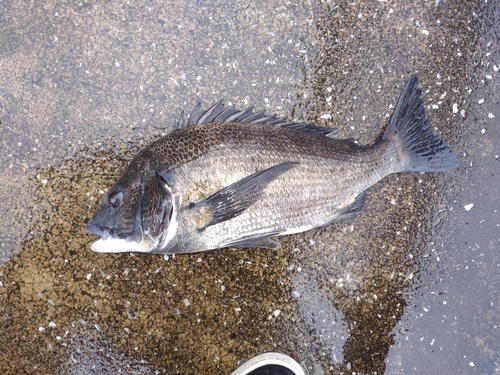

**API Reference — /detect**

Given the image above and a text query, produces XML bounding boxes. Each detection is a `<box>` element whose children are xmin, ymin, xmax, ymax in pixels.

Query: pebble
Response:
<box><xmin>170</xmin><ymin>77</ymin><xmax>179</xmax><ymax>86</ymax></box>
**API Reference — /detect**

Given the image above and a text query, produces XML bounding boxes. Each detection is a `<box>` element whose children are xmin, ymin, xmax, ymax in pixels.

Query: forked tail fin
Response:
<box><xmin>383</xmin><ymin>74</ymin><xmax>460</xmax><ymax>172</ymax></box>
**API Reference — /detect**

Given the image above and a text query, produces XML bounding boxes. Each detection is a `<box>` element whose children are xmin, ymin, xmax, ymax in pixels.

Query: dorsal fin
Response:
<box><xmin>173</xmin><ymin>101</ymin><xmax>336</xmax><ymax>136</ymax></box>
<box><xmin>188</xmin><ymin>102</ymin><xmax>206</xmax><ymax>125</ymax></box>
<box><xmin>173</xmin><ymin>110</ymin><xmax>189</xmax><ymax>130</ymax></box>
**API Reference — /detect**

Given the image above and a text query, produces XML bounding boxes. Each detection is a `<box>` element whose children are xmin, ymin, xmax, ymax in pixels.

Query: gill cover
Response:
<box><xmin>153</xmin><ymin>171</ymin><xmax>181</xmax><ymax>253</ymax></box>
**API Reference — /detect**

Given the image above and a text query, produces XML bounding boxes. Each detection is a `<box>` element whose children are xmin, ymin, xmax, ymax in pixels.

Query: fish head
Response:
<box><xmin>85</xmin><ymin>155</ymin><xmax>179</xmax><ymax>253</ymax></box>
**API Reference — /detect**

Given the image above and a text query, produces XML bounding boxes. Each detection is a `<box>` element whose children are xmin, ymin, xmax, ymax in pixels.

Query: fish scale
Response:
<box><xmin>170</xmin><ymin>126</ymin><xmax>398</xmax><ymax>252</ymax></box>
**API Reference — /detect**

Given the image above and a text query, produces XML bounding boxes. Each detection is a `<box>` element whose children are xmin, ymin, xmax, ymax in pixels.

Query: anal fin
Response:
<box><xmin>328</xmin><ymin>192</ymin><xmax>366</xmax><ymax>225</ymax></box>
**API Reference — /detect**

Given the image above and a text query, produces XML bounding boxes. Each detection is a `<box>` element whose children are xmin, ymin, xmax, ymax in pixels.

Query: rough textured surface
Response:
<box><xmin>0</xmin><ymin>1</ymin><xmax>499</xmax><ymax>374</ymax></box>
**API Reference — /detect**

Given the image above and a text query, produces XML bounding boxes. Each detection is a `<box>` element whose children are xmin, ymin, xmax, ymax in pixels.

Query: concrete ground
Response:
<box><xmin>0</xmin><ymin>1</ymin><xmax>498</xmax><ymax>374</ymax></box>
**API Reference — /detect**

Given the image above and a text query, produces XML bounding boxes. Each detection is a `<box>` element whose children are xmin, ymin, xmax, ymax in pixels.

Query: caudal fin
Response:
<box><xmin>383</xmin><ymin>74</ymin><xmax>460</xmax><ymax>172</ymax></box>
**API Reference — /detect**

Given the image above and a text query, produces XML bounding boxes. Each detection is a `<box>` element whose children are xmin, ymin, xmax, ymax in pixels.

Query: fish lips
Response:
<box><xmin>85</xmin><ymin>222</ymin><xmax>111</xmax><ymax>240</ymax></box>
<box><xmin>85</xmin><ymin>225</ymin><xmax>148</xmax><ymax>253</ymax></box>
<box><xmin>85</xmin><ymin>218</ymin><xmax>146</xmax><ymax>253</ymax></box>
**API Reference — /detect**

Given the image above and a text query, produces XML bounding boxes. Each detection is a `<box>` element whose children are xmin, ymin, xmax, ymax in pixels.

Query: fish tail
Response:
<box><xmin>383</xmin><ymin>74</ymin><xmax>460</xmax><ymax>172</ymax></box>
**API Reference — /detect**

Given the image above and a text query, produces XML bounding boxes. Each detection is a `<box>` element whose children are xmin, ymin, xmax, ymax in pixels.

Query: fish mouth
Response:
<box><xmin>85</xmin><ymin>222</ymin><xmax>150</xmax><ymax>253</ymax></box>
<box><xmin>85</xmin><ymin>223</ymin><xmax>111</xmax><ymax>240</ymax></box>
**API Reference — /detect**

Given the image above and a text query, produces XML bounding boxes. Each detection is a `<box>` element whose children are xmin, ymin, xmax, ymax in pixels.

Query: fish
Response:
<box><xmin>85</xmin><ymin>74</ymin><xmax>460</xmax><ymax>254</ymax></box>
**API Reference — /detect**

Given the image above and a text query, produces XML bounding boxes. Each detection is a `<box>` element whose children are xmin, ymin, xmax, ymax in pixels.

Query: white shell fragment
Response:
<box><xmin>464</xmin><ymin>203</ymin><xmax>474</xmax><ymax>211</ymax></box>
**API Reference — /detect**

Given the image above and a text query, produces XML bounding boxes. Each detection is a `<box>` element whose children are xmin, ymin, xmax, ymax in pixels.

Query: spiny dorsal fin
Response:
<box><xmin>173</xmin><ymin>110</ymin><xmax>189</xmax><ymax>130</ymax></box>
<box><xmin>173</xmin><ymin>100</ymin><xmax>336</xmax><ymax>136</ymax></box>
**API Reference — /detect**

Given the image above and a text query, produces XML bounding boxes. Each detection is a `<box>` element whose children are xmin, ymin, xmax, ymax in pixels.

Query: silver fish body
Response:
<box><xmin>85</xmin><ymin>75</ymin><xmax>460</xmax><ymax>254</ymax></box>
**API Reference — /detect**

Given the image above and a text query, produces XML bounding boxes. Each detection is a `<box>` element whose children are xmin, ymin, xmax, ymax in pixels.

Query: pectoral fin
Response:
<box><xmin>192</xmin><ymin>162</ymin><xmax>297</xmax><ymax>230</ymax></box>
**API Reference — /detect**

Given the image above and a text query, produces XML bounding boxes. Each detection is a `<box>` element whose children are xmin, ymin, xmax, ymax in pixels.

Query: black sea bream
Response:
<box><xmin>85</xmin><ymin>75</ymin><xmax>460</xmax><ymax>254</ymax></box>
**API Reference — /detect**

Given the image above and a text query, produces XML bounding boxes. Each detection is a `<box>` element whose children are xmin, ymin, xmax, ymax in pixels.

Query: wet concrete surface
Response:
<box><xmin>0</xmin><ymin>1</ymin><xmax>498</xmax><ymax>374</ymax></box>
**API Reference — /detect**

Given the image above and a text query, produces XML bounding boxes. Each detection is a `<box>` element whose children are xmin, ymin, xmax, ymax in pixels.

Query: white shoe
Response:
<box><xmin>230</xmin><ymin>352</ymin><xmax>305</xmax><ymax>375</ymax></box>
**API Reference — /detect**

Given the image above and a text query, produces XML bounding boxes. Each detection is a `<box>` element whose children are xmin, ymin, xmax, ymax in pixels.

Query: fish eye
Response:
<box><xmin>108</xmin><ymin>191</ymin><xmax>123</xmax><ymax>208</ymax></box>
